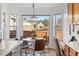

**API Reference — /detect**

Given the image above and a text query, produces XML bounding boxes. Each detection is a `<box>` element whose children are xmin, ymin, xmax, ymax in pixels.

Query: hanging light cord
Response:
<box><xmin>33</xmin><ymin>3</ymin><xmax>35</xmax><ymax>17</ymax></box>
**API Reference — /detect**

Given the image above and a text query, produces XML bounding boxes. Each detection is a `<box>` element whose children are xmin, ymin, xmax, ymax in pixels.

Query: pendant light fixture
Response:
<box><xmin>31</xmin><ymin>3</ymin><xmax>37</xmax><ymax>22</ymax></box>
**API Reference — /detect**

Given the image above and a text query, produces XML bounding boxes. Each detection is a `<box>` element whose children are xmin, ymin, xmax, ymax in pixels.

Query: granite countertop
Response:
<box><xmin>63</xmin><ymin>41</ymin><xmax>79</xmax><ymax>53</ymax></box>
<box><xmin>0</xmin><ymin>40</ymin><xmax>23</xmax><ymax>56</ymax></box>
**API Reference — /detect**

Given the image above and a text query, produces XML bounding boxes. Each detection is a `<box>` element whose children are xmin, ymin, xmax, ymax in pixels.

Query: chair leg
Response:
<box><xmin>42</xmin><ymin>50</ymin><xmax>46</xmax><ymax>56</ymax></box>
<box><xmin>33</xmin><ymin>51</ymin><xmax>35</xmax><ymax>56</ymax></box>
<box><xmin>43</xmin><ymin>51</ymin><xmax>46</xmax><ymax>56</ymax></box>
<box><xmin>20</xmin><ymin>46</ymin><xmax>22</xmax><ymax>56</ymax></box>
<box><xmin>40</xmin><ymin>51</ymin><xmax>42</xmax><ymax>56</ymax></box>
<box><xmin>25</xmin><ymin>49</ymin><xmax>27</xmax><ymax>56</ymax></box>
<box><xmin>20</xmin><ymin>50</ymin><xmax>22</xmax><ymax>56</ymax></box>
<box><xmin>20</xmin><ymin>49</ymin><xmax>27</xmax><ymax>56</ymax></box>
<box><xmin>45</xmin><ymin>45</ymin><xmax>49</xmax><ymax>53</ymax></box>
<box><xmin>40</xmin><ymin>51</ymin><xmax>45</xmax><ymax>56</ymax></box>
<box><xmin>32</xmin><ymin>51</ymin><xmax>46</xmax><ymax>56</ymax></box>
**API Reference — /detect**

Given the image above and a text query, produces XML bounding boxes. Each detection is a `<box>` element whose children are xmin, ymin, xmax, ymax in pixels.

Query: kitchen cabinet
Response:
<box><xmin>64</xmin><ymin>45</ymin><xmax>70</xmax><ymax>56</ymax></box>
<box><xmin>68</xmin><ymin>3</ymin><xmax>79</xmax><ymax>24</ymax></box>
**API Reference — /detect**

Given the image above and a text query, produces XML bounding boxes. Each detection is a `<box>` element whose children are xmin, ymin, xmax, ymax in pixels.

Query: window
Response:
<box><xmin>55</xmin><ymin>15</ymin><xmax>63</xmax><ymax>40</ymax></box>
<box><xmin>22</xmin><ymin>16</ymin><xmax>49</xmax><ymax>38</ymax></box>
<box><xmin>10</xmin><ymin>15</ymin><xmax>16</xmax><ymax>38</ymax></box>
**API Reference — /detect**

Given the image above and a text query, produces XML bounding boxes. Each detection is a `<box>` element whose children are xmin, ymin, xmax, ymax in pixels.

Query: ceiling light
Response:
<box><xmin>30</xmin><ymin>3</ymin><xmax>37</xmax><ymax>22</ymax></box>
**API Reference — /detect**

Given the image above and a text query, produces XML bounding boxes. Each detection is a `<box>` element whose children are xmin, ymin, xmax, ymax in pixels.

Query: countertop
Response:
<box><xmin>63</xmin><ymin>41</ymin><xmax>79</xmax><ymax>53</ymax></box>
<box><xmin>0</xmin><ymin>40</ymin><xmax>23</xmax><ymax>56</ymax></box>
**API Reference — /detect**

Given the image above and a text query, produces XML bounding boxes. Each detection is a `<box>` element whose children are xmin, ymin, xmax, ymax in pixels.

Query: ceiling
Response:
<box><xmin>8</xmin><ymin>3</ymin><xmax>67</xmax><ymax>15</ymax></box>
<box><xmin>8</xmin><ymin>3</ymin><xmax>64</xmax><ymax>8</ymax></box>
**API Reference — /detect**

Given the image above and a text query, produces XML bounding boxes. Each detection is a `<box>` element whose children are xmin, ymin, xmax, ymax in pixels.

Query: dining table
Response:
<box><xmin>22</xmin><ymin>37</ymin><xmax>45</xmax><ymax>48</ymax></box>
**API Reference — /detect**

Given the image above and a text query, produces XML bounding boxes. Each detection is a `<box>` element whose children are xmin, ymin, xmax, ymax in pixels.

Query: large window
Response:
<box><xmin>22</xmin><ymin>16</ymin><xmax>49</xmax><ymax>38</ymax></box>
<box><xmin>10</xmin><ymin>15</ymin><xmax>16</xmax><ymax>38</ymax></box>
<box><xmin>55</xmin><ymin>15</ymin><xmax>63</xmax><ymax>40</ymax></box>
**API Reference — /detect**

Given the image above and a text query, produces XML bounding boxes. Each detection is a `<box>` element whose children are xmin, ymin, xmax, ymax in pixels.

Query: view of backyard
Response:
<box><xmin>22</xmin><ymin>16</ymin><xmax>49</xmax><ymax>38</ymax></box>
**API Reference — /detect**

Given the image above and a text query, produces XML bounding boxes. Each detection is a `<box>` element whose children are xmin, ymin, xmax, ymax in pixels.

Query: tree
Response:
<box><xmin>42</xmin><ymin>19</ymin><xmax>48</xmax><ymax>26</ymax></box>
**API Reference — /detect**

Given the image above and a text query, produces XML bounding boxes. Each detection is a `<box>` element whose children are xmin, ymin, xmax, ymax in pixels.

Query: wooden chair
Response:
<box><xmin>55</xmin><ymin>38</ymin><xmax>62</xmax><ymax>56</ymax></box>
<box><xmin>33</xmin><ymin>39</ymin><xmax>45</xmax><ymax>56</ymax></box>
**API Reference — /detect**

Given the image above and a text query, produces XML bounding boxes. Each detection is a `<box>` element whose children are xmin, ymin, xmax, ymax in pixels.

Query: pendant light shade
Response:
<box><xmin>31</xmin><ymin>3</ymin><xmax>37</xmax><ymax>21</ymax></box>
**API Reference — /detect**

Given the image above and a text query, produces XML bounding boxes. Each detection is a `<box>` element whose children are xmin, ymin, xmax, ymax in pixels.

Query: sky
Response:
<box><xmin>56</xmin><ymin>15</ymin><xmax>62</xmax><ymax>20</ymax></box>
<box><xmin>23</xmin><ymin>16</ymin><xmax>50</xmax><ymax>21</ymax></box>
<box><xmin>23</xmin><ymin>15</ymin><xmax>62</xmax><ymax>21</ymax></box>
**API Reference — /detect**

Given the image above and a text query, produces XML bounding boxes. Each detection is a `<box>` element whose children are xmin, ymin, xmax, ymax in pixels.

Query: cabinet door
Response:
<box><xmin>68</xmin><ymin>3</ymin><xmax>79</xmax><ymax>24</ymax></box>
<box><xmin>70</xmin><ymin>48</ymin><xmax>76</xmax><ymax>56</ymax></box>
<box><xmin>73</xmin><ymin>4</ymin><xmax>79</xmax><ymax>24</ymax></box>
<box><xmin>64</xmin><ymin>45</ymin><xmax>70</xmax><ymax>56</ymax></box>
<box><xmin>68</xmin><ymin>3</ymin><xmax>79</xmax><ymax>34</ymax></box>
<box><xmin>68</xmin><ymin>3</ymin><xmax>73</xmax><ymax>24</ymax></box>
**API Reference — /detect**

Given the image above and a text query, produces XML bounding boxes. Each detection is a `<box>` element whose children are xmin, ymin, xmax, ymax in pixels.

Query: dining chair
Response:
<box><xmin>43</xmin><ymin>35</ymin><xmax>49</xmax><ymax>52</ymax></box>
<box><xmin>33</xmin><ymin>39</ymin><xmax>45</xmax><ymax>56</ymax></box>
<box><xmin>20</xmin><ymin>36</ymin><xmax>32</xmax><ymax>56</ymax></box>
<box><xmin>44</xmin><ymin>36</ymin><xmax>49</xmax><ymax>46</ymax></box>
<box><xmin>20</xmin><ymin>41</ymin><xmax>29</xmax><ymax>56</ymax></box>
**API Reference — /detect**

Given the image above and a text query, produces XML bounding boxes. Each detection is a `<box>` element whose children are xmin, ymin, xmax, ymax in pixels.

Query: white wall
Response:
<box><xmin>16</xmin><ymin>14</ymin><xmax>23</xmax><ymax>40</ymax></box>
<box><xmin>0</xmin><ymin>3</ymin><xmax>2</xmax><ymax>39</ymax></box>
<box><xmin>16</xmin><ymin>15</ymin><xmax>20</xmax><ymax>39</ymax></box>
<box><xmin>63</xmin><ymin>4</ymin><xmax>72</xmax><ymax>42</ymax></box>
<box><xmin>0</xmin><ymin>3</ymin><xmax>10</xmax><ymax>41</ymax></box>
<box><xmin>2</xmin><ymin>3</ymin><xmax>10</xmax><ymax>41</ymax></box>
